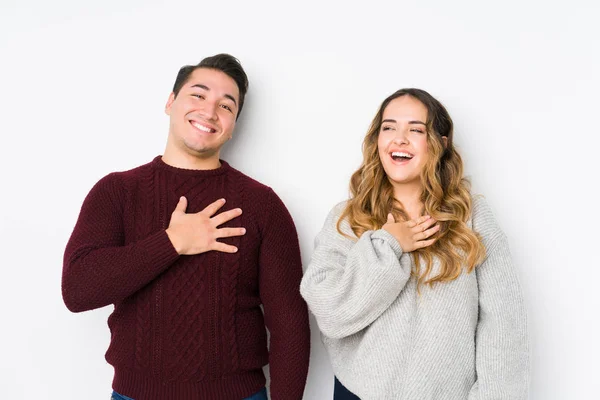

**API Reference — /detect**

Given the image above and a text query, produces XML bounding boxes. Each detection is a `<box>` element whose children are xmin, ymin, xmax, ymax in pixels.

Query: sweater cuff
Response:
<box><xmin>140</xmin><ymin>229</ymin><xmax>180</xmax><ymax>268</ymax></box>
<box><xmin>371</xmin><ymin>229</ymin><xmax>404</xmax><ymax>257</ymax></box>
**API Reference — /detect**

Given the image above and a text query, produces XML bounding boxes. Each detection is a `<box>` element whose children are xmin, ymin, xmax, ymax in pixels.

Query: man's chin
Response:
<box><xmin>184</xmin><ymin>142</ymin><xmax>221</xmax><ymax>158</ymax></box>
<box><xmin>189</xmin><ymin>148</ymin><xmax>219</xmax><ymax>159</ymax></box>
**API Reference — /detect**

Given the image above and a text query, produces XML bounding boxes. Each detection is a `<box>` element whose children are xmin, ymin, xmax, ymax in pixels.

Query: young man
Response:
<box><xmin>62</xmin><ymin>54</ymin><xmax>311</xmax><ymax>400</ymax></box>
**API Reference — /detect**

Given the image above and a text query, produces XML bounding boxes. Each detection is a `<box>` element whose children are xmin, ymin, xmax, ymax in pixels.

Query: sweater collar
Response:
<box><xmin>152</xmin><ymin>155</ymin><xmax>231</xmax><ymax>177</ymax></box>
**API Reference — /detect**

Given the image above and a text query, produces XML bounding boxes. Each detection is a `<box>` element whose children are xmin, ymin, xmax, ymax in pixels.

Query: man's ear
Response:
<box><xmin>165</xmin><ymin>92</ymin><xmax>175</xmax><ymax>115</ymax></box>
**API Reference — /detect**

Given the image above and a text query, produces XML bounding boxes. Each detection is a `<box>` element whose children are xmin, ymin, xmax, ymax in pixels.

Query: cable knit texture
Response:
<box><xmin>300</xmin><ymin>196</ymin><xmax>529</xmax><ymax>400</ymax></box>
<box><xmin>62</xmin><ymin>156</ymin><xmax>310</xmax><ymax>400</ymax></box>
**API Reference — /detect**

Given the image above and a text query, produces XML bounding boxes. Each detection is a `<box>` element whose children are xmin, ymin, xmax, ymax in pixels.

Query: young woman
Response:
<box><xmin>300</xmin><ymin>89</ymin><xmax>529</xmax><ymax>399</ymax></box>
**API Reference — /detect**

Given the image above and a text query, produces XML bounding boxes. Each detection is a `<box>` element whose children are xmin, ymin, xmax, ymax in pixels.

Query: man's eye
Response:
<box><xmin>192</xmin><ymin>94</ymin><xmax>204</xmax><ymax>99</ymax></box>
<box><xmin>220</xmin><ymin>104</ymin><xmax>232</xmax><ymax>112</ymax></box>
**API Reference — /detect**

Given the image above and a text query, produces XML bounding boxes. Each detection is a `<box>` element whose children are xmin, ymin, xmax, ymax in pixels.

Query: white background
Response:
<box><xmin>1</xmin><ymin>0</ymin><xmax>599</xmax><ymax>399</ymax></box>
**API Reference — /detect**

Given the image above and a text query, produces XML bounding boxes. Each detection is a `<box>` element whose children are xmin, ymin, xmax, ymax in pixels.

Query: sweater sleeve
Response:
<box><xmin>258</xmin><ymin>188</ymin><xmax>310</xmax><ymax>400</ymax></box>
<box><xmin>62</xmin><ymin>173</ymin><xmax>180</xmax><ymax>313</ymax></box>
<box><xmin>300</xmin><ymin>202</ymin><xmax>411</xmax><ymax>340</ymax></box>
<box><xmin>468</xmin><ymin>197</ymin><xmax>529</xmax><ymax>399</ymax></box>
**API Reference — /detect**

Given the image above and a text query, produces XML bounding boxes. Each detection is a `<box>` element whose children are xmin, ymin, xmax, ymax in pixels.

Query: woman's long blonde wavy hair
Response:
<box><xmin>338</xmin><ymin>88</ymin><xmax>486</xmax><ymax>287</ymax></box>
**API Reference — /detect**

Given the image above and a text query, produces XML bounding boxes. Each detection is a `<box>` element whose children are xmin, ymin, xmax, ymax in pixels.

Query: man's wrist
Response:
<box><xmin>165</xmin><ymin>228</ymin><xmax>182</xmax><ymax>254</ymax></box>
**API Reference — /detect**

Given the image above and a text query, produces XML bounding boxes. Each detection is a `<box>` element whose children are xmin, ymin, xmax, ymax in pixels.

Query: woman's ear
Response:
<box><xmin>442</xmin><ymin>136</ymin><xmax>448</xmax><ymax>148</ymax></box>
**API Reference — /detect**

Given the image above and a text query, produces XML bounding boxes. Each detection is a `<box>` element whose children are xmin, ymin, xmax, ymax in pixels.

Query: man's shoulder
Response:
<box><xmin>105</xmin><ymin>160</ymin><xmax>154</xmax><ymax>182</ymax></box>
<box><xmin>225</xmin><ymin>164</ymin><xmax>295</xmax><ymax>221</ymax></box>
<box><xmin>227</xmin><ymin>163</ymin><xmax>272</xmax><ymax>195</ymax></box>
<box><xmin>90</xmin><ymin>160</ymin><xmax>154</xmax><ymax>195</ymax></box>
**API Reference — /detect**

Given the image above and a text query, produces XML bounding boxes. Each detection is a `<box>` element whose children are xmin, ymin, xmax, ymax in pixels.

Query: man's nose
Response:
<box><xmin>199</xmin><ymin>101</ymin><xmax>218</xmax><ymax>121</ymax></box>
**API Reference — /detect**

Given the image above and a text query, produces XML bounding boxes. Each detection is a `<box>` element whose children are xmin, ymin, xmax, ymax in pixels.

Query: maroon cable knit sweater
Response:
<box><xmin>62</xmin><ymin>156</ymin><xmax>311</xmax><ymax>400</ymax></box>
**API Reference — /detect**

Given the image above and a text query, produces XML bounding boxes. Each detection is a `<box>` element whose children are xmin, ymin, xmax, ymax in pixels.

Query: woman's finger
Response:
<box><xmin>415</xmin><ymin>238</ymin><xmax>437</xmax><ymax>249</ymax></box>
<box><xmin>387</xmin><ymin>213</ymin><xmax>395</xmax><ymax>224</ymax></box>
<box><xmin>414</xmin><ymin>217</ymin><xmax>437</xmax><ymax>233</ymax></box>
<box><xmin>416</xmin><ymin>224</ymin><xmax>440</xmax><ymax>241</ymax></box>
<box><xmin>408</xmin><ymin>215</ymin><xmax>430</xmax><ymax>228</ymax></box>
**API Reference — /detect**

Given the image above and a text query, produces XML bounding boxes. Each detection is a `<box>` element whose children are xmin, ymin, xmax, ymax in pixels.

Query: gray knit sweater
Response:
<box><xmin>300</xmin><ymin>197</ymin><xmax>529</xmax><ymax>400</ymax></box>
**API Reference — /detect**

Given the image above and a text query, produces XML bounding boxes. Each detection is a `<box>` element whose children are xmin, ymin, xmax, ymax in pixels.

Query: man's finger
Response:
<box><xmin>202</xmin><ymin>198</ymin><xmax>227</xmax><ymax>217</ymax></box>
<box><xmin>212</xmin><ymin>208</ymin><xmax>243</xmax><ymax>227</ymax></box>
<box><xmin>211</xmin><ymin>242</ymin><xmax>238</xmax><ymax>253</ymax></box>
<box><xmin>215</xmin><ymin>227</ymin><xmax>246</xmax><ymax>239</ymax></box>
<box><xmin>173</xmin><ymin>196</ymin><xmax>188</xmax><ymax>214</ymax></box>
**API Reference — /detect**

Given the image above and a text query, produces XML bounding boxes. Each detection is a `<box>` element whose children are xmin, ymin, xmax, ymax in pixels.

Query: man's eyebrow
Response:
<box><xmin>191</xmin><ymin>84</ymin><xmax>237</xmax><ymax>106</ymax></box>
<box><xmin>223</xmin><ymin>94</ymin><xmax>237</xmax><ymax>105</ymax></box>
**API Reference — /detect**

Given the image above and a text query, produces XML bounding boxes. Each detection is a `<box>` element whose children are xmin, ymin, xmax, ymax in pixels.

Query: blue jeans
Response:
<box><xmin>333</xmin><ymin>376</ymin><xmax>361</xmax><ymax>400</ymax></box>
<box><xmin>111</xmin><ymin>393</ymin><xmax>134</xmax><ymax>400</ymax></box>
<box><xmin>111</xmin><ymin>387</ymin><xmax>268</xmax><ymax>400</ymax></box>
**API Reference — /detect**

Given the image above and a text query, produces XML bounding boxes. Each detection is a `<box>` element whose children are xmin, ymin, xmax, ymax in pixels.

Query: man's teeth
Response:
<box><xmin>391</xmin><ymin>152</ymin><xmax>413</xmax><ymax>160</ymax></box>
<box><xmin>192</xmin><ymin>122</ymin><xmax>214</xmax><ymax>133</ymax></box>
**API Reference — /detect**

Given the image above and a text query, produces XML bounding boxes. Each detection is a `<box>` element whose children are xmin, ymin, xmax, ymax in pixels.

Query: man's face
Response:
<box><xmin>165</xmin><ymin>68</ymin><xmax>239</xmax><ymax>160</ymax></box>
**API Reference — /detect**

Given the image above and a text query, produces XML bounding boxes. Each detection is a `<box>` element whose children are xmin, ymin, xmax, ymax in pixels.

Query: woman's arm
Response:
<box><xmin>300</xmin><ymin>203</ymin><xmax>411</xmax><ymax>339</ymax></box>
<box><xmin>468</xmin><ymin>197</ymin><xmax>529</xmax><ymax>399</ymax></box>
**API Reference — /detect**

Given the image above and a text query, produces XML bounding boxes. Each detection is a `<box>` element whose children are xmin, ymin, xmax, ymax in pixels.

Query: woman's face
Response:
<box><xmin>377</xmin><ymin>95</ymin><xmax>430</xmax><ymax>187</ymax></box>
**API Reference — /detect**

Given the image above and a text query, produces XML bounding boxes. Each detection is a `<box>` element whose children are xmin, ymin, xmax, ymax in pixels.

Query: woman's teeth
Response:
<box><xmin>391</xmin><ymin>151</ymin><xmax>413</xmax><ymax>161</ymax></box>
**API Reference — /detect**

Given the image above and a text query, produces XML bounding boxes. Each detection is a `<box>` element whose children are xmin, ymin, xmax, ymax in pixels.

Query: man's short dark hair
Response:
<box><xmin>172</xmin><ymin>54</ymin><xmax>249</xmax><ymax>119</ymax></box>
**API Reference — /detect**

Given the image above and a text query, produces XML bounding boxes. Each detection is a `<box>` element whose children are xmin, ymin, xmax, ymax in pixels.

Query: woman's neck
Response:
<box><xmin>392</xmin><ymin>182</ymin><xmax>424</xmax><ymax>220</ymax></box>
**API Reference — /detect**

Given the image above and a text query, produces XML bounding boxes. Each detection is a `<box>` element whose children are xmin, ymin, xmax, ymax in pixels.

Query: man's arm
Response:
<box><xmin>62</xmin><ymin>174</ymin><xmax>180</xmax><ymax>312</ymax></box>
<box><xmin>258</xmin><ymin>188</ymin><xmax>310</xmax><ymax>400</ymax></box>
<box><xmin>62</xmin><ymin>174</ymin><xmax>246</xmax><ymax>313</ymax></box>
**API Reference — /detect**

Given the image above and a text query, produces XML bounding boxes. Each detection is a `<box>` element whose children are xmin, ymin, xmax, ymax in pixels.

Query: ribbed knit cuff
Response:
<box><xmin>139</xmin><ymin>229</ymin><xmax>180</xmax><ymax>269</ymax></box>
<box><xmin>372</xmin><ymin>229</ymin><xmax>404</xmax><ymax>257</ymax></box>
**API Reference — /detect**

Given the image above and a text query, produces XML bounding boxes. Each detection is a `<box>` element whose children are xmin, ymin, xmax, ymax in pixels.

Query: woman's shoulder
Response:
<box><xmin>470</xmin><ymin>195</ymin><xmax>494</xmax><ymax>225</ymax></box>
<box><xmin>470</xmin><ymin>194</ymin><xmax>505</xmax><ymax>244</ymax></box>
<box><xmin>328</xmin><ymin>200</ymin><xmax>349</xmax><ymax>218</ymax></box>
<box><xmin>321</xmin><ymin>200</ymin><xmax>356</xmax><ymax>238</ymax></box>
<box><xmin>322</xmin><ymin>200</ymin><xmax>349</xmax><ymax>226</ymax></box>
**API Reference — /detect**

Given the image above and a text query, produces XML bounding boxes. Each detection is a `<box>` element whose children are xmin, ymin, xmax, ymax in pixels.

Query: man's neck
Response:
<box><xmin>162</xmin><ymin>148</ymin><xmax>221</xmax><ymax>170</ymax></box>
